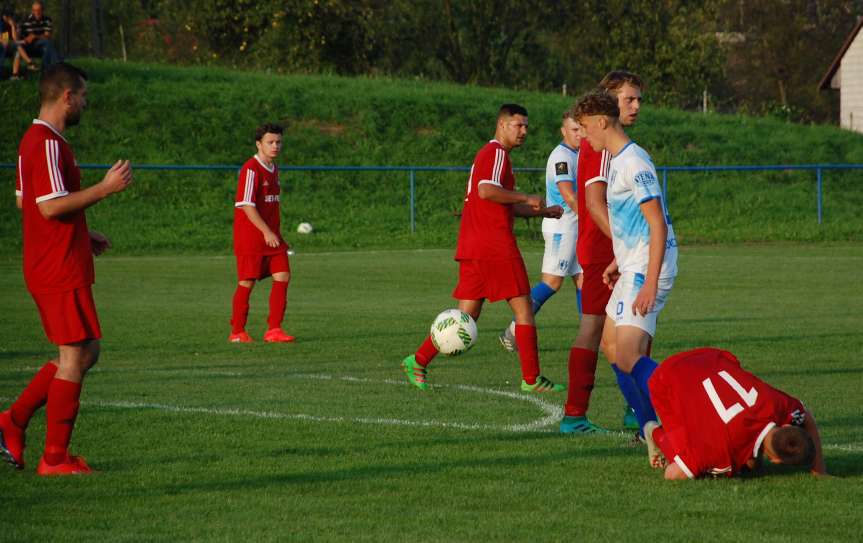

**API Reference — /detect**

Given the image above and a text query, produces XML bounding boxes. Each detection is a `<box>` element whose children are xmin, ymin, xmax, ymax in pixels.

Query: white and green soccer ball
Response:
<box><xmin>430</xmin><ymin>309</ymin><xmax>478</xmax><ymax>356</ymax></box>
<box><xmin>296</xmin><ymin>222</ymin><xmax>314</xmax><ymax>234</ymax></box>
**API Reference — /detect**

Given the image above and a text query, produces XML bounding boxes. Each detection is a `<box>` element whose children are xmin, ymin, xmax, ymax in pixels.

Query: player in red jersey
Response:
<box><xmin>402</xmin><ymin>104</ymin><xmax>566</xmax><ymax>393</ymax></box>
<box><xmin>228</xmin><ymin>123</ymin><xmax>294</xmax><ymax>343</ymax></box>
<box><xmin>642</xmin><ymin>348</ymin><xmax>828</xmax><ymax>480</ymax></box>
<box><xmin>1</xmin><ymin>63</ymin><xmax>133</xmax><ymax>476</ymax></box>
<box><xmin>561</xmin><ymin>71</ymin><xmax>646</xmax><ymax>434</ymax></box>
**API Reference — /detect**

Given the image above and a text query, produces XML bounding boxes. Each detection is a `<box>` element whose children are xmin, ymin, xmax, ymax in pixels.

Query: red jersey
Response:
<box><xmin>17</xmin><ymin>120</ymin><xmax>94</xmax><ymax>294</ymax></box>
<box><xmin>233</xmin><ymin>155</ymin><xmax>286</xmax><ymax>256</ymax></box>
<box><xmin>454</xmin><ymin>140</ymin><xmax>521</xmax><ymax>261</ymax></box>
<box><xmin>575</xmin><ymin>143</ymin><xmax>614</xmax><ymax>265</ymax></box>
<box><xmin>649</xmin><ymin>348</ymin><xmax>806</xmax><ymax>479</ymax></box>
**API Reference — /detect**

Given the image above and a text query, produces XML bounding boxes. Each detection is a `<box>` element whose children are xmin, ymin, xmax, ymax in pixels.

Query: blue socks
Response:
<box><xmin>631</xmin><ymin>356</ymin><xmax>658</xmax><ymax>402</ymax></box>
<box><xmin>529</xmin><ymin>281</ymin><xmax>556</xmax><ymax>315</ymax></box>
<box><xmin>576</xmin><ymin>288</ymin><xmax>582</xmax><ymax>315</ymax></box>
<box><xmin>612</xmin><ymin>363</ymin><xmax>657</xmax><ymax>435</ymax></box>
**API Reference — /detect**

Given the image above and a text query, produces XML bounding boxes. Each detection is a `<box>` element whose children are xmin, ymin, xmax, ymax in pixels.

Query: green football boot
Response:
<box><xmin>520</xmin><ymin>375</ymin><xmax>566</xmax><ymax>393</ymax></box>
<box><xmin>402</xmin><ymin>355</ymin><xmax>429</xmax><ymax>391</ymax></box>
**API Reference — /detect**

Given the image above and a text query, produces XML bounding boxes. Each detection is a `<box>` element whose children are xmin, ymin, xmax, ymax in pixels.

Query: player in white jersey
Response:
<box><xmin>573</xmin><ymin>88</ymin><xmax>677</xmax><ymax>437</ymax></box>
<box><xmin>499</xmin><ymin>111</ymin><xmax>582</xmax><ymax>352</ymax></box>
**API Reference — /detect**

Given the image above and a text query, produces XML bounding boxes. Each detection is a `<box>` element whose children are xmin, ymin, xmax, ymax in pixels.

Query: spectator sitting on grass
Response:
<box><xmin>2</xmin><ymin>7</ymin><xmax>37</xmax><ymax>79</ymax></box>
<box><xmin>19</xmin><ymin>1</ymin><xmax>60</xmax><ymax>70</ymax></box>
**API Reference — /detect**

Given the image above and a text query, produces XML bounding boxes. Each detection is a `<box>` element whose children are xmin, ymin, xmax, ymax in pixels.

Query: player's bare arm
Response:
<box><xmin>557</xmin><ymin>180</ymin><xmax>578</xmax><ymax>218</ymax></box>
<box><xmin>477</xmin><ymin>182</ymin><xmax>536</xmax><ymax>205</ymax></box>
<box><xmin>38</xmin><ymin>160</ymin><xmax>133</xmax><ymax>219</ymax></box>
<box><xmin>802</xmin><ymin>409</ymin><xmax>829</xmax><ymax>477</ymax></box>
<box><xmin>585</xmin><ymin>181</ymin><xmax>612</xmax><ymax>238</ymax></box>
<box><xmin>241</xmin><ymin>205</ymin><xmax>281</xmax><ymax>248</ymax></box>
<box><xmin>514</xmin><ymin>203</ymin><xmax>563</xmax><ymax>218</ymax></box>
<box><xmin>16</xmin><ymin>195</ymin><xmax>23</xmax><ymax>209</ymax></box>
<box><xmin>631</xmin><ymin>199</ymin><xmax>667</xmax><ymax>317</ymax></box>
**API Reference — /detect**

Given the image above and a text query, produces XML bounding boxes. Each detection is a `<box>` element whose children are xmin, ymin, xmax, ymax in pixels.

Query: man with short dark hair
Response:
<box><xmin>228</xmin><ymin>123</ymin><xmax>295</xmax><ymax>343</ymax></box>
<box><xmin>402</xmin><ymin>104</ymin><xmax>567</xmax><ymax>393</ymax></box>
<box><xmin>1</xmin><ymin>62</ymin><xmax>133</xmax><ymax>476</ymax></box>
<box><xmin>573</xmin><ymin>88</ymin><xmax>677</xmax><ymax>438</ymax></box>
<box><xmin>498</xmin><ymin>108</ymin><xmax>584</xmax><ymax>358</ymax></box>
<box><xmin>642</xmin><ymin>347</ymin><xmax>828</xmax><ymax>480</ymax></box>
<box><xmin>20</xmin><ymin>1</ymin><xmax>61</xmax><ymax>69</ymax></box>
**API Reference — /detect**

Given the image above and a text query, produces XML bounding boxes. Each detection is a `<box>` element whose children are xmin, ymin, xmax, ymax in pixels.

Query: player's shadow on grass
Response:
<box><xmin>0</xmin><ymin>350</ymin><xmax>50</xmax><ymax>362</ymax></box>
<box><xmin>822</xmin><ymin>452</ymin><xmax>863</xmax><ymax>477</ymax></box>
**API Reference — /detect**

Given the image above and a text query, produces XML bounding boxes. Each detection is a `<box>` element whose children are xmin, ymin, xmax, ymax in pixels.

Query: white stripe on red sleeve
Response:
<box><xmin>235</xmin><ymin>168</ymin><xmax>256</xmax><ymax>207</ymax></box>
<box><xmin>479</xmin><ymin>148</ymin><xmax>505</xmax><ymax>187</ymax></box>
<box><xmin>35</xmin><ymin>140</ymin><xmax>69</xmax><ymax>203</ymax></box>
<box><xmin>16</xmin><ymin>156</ymin><xmax>23</xmax><ymax>196</ymax></box>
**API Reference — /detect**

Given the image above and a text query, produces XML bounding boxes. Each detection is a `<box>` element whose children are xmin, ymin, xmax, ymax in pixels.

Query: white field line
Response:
<box><xmin>2</xmin><ymin>370</ymin><xmax>564</xmax><ymax>433</ymax></box>
<box><xmin>2</xmin><ymin>368</ymin><xmax>861</xmax><ymax>450</ymax></box>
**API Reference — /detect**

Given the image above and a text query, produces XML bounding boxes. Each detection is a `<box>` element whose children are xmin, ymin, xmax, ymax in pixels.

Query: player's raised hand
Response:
<box><xmin>89</xmin><ymin>230</ymin><xmax>112</xmax><ymax>256</ymax></box>
<box><xmin>263</xmin><ymin>230</ymin><xmax>281</xmax><ymax>248</ymax></box>
<box><xmin>101</xmin><ymin>160</ymin><xmax>134</xmax><ymax>195</ymax></box>
<box><xmin>542</xmin><ymin>205</ymin><xmax>564</xmax><ymax>219</ymax></box>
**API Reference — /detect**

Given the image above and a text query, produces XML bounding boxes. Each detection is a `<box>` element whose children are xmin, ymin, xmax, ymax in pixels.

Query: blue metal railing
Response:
<box><xmin>4</xmin><ymin>162</ymin><xmax>862</xmax><ymax>231</ymax></box>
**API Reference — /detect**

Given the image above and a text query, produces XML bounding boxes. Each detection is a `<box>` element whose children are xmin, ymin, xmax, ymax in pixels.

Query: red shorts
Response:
<box><xmin>452</xmin><ymin>258</ymin><xmax>530</xmax><ymax>302</ymax></box>
<box><xmin>236</xmin><ymin>251</ymin><xmax>290</xmax><ymax>281</ymax></box>
<box><xmin>31</xmin><ymin>286</ymin><xmax>102</xmax><ymax>345</ymax></box>
<box><xmin>581</xmin><ymin>261</ymin><xmax>614</xmax><ymax>315</ymax></box>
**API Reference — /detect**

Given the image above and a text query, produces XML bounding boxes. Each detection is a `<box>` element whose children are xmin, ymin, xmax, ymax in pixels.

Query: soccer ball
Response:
<box><xmin>296</xmin><ymin>222</ymin><xmax>314</xmax><ymax>234</ymax></box>
<box><xmin>430</xmin><ymin>309</ymin><xmax>477</xmax><ymax>356</ymax></box>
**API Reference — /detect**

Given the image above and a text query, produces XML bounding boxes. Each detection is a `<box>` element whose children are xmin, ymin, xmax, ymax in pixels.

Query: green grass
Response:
<box><xmin>1</xmin><ymin>59</ymin><xmax>863</xmax><ymax>254</ymax></box>
<box><xmin>1</xmin><ymin>245</ymin><xmax>861</xmax><ymax>542</ymax></box>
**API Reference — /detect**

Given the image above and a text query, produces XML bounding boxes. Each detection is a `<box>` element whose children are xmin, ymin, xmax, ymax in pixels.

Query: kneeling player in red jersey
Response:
<box><xmin>228</xmin><ymin>123</ymin><xmax>295</xmax><ymax>343</ymax></box>
<box><xmin>641</xmin><ymin>348</ymin><xmax>828</xmax><ymax>480</ymax></box>
<box><xmin>1</xmin><ymin>63</ymin><xmax>133</xmax><ymax>476</ymax></box>
<box><xmin>402</xmin><ymin>104</ymin><xmax>566</xmax><ymax>393</ymax></box>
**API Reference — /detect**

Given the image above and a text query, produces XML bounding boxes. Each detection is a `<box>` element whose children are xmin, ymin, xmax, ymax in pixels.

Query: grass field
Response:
<box><xmin>3</xmin><ymin>59</ymin><xmax>863</xmax><ymax>253</ymax></box>
<box><xmin>1</xmin><ymin>245</ymin><xmax>862</xmax><ymax>542</ymax></box>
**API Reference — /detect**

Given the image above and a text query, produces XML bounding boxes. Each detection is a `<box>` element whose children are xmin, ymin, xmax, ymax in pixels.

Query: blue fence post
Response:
<box><xmin>662</xmin><ymin>169</ymin><xmax>668</xmax><ymax>200</ymax></box>
<box><xmin>409</xmin><ymin>169</ymin><xmax>416</xmax><ymax>233</ymax></box>
<box><xmin>816</xmin><ymin>167</ymin><xmax>823</xmax><ymax>225</ymax></box>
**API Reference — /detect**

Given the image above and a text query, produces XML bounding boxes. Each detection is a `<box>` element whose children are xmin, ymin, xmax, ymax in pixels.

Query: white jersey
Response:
<box><xmin>607</xmin><ymin>141</ymin><xmax>677</xmax><ymax>279</ymax></box>
<box><xmin>541</xmin><ymin>143</ymin><xmax>579</xmax><ymax>234</ymax></box>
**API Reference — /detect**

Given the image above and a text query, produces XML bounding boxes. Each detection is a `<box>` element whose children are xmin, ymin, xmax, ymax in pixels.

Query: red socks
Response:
<box><xmin>10</xmin><ymin>362</ymin><xmax>57</xmax><ymax>429</ymax></box>
<box><xmin>415</xmin><ymin>336</ymin><xmax>439</xmax><ymax>367</ymax></box>
<box><xmin>230</xmin><ymin>284</ymin><xmax>252</xmax><ymax>333</ymax></box>
<box><xmin>44</xmin><ymin>378</ymin><xmax>82</xmax><ymax>465</ymax></box>
<box><xmin>515</xmin><ymin>324</ymin><xmax>540</xmax><ymax>384</ymax></box>
<box><xmin>564</xmin><ymin>347</ymin><xmax>598</xmax><ymax>417</ymax></box>
<box><xmin>267</xmin><ymin>280</ymin><xmax>289</xmax><ymax>329</ymax></box>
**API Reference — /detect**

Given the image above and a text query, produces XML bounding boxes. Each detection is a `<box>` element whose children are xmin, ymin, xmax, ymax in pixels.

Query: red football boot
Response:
<box><xmin>263</xmin><ymin>328</ymin><xmax>295</xmax><ymax>343</ymax></box>
<box><xmin>228</xmin><ymin>331</ymin><xmax>254</xmax><ymax>343</ymax></box>
<box><xmin>0</xmin><ymin>410</ymin><xmax>25</xmax><ymax>469</ymax></box>
<box><xmin>36</xmin><ymin>453</ymin><xmax>92</xmax><ymax>476</ymax></box>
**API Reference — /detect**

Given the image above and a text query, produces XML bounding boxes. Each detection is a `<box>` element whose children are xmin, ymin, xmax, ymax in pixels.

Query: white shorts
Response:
<box><xmin>541</xmin><ymin>230</ymin><xmax>581</xmax><ymax>277</ymax></box>
<box><xmin>605</xmin><ymin>272</ymin><xmax>674</xmax><ymax>337</ymax></box>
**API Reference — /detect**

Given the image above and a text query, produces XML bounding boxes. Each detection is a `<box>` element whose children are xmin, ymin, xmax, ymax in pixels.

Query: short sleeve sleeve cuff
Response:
<box><xmin>673</xmin><ymin>455</ymin><xmax>695</xmax><ymax>479</ymax></box>
<box><xmin>35</xmin><ymin>190</ymin><xmax>69</xmax><ymax>203</ymax></box>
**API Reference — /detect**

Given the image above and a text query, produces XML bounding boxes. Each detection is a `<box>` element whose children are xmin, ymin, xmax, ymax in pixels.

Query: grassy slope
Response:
<box><xmin>0</xmin><ymin>246</ymin><xmax>861</xmax><ymax>541</ymax></box>
<box><xmin>1</xmin><ymin>59</ymin><xmax>862</xmax><ymax>253</ymax></box>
